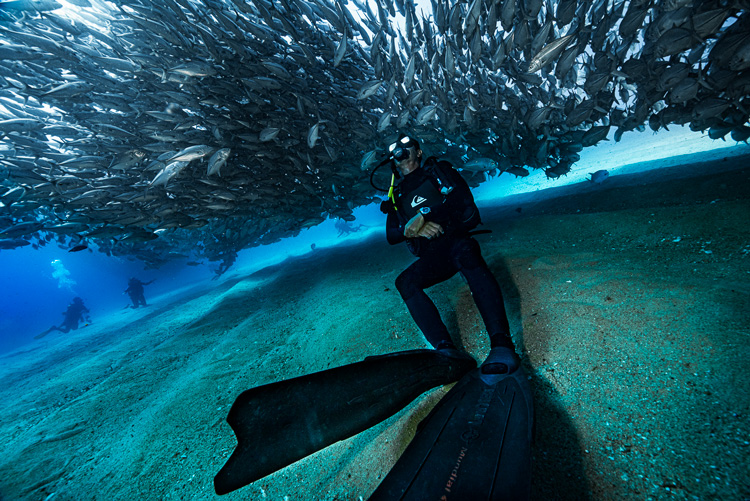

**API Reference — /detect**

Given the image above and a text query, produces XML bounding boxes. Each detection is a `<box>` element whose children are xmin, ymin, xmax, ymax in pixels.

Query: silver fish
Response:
<box><xmin>259</xmin><ymin>128</ymin><xmax>281</xmax><ymax>142</ymax></box>
<box><xmin>168</xmin><ymin>145</ymin><xmax>214</xmax><ymax>162</ymax></box>
<box><xmin>416</xmin><ymin>104</ymin><xmax>438</xmax><ymax>125</ymax></box>
<box><xmin>0</xmin><ymin>0</ymin><xmax>744</xmax><ymax>273</ymax></box>
<box><xmin>308</xmin><ymin>121</ymin><xmax>324</xmax><ymax>148</ymax></box>
<box><xmin>207</xmin><ymin>148</ymin><xmax>231</xmax><ymax>177</ymax></box>
<box><xmin>333</xmin><ymin>30</ymin><xmax>347</xmax><ymax>67</ymax></box>
<box><xmin>357</xmin><ymin>79</ymin><xmax>383</xmax><ymax>100</ymax></box>
<box><xmin>150</xmin><ymin>160</ymin><xmax>189</xmax><ymax>187</ymax></box>
<box><xmin>463</xmin><ymin>157</ymin><xmax>498</xmax><ymax>172</ymax></box>
<box><xmin>588</xmin><ymin>169</ymin><xmax>609</xmax><ymax>183</ymax></box>
<box><xmin>528</xmin><ymin>33</ymin><xmax>577</xmax><ymax>73</ymax></box>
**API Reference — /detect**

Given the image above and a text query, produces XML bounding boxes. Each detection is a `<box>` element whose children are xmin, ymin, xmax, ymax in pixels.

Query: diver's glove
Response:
<box><xmin>379</xmin><ymin>200</ymin><xmax>396</xmax><ymax>214</ymax></box>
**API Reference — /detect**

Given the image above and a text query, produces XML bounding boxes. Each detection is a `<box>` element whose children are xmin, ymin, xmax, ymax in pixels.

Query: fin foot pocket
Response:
<box><xmin>481</xmin><ymin>346</ymin><xmax>520</xmax><ymax>374</ymax></box>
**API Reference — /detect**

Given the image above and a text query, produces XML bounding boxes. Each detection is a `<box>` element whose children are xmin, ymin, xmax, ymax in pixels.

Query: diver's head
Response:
<box><xmin>73</xmin><ymin>297</ymin><xmax>83</xmax><ymax>304</ymax></box>
<box><xmin>389</xmin><ymin>134</ymin><xmax>422</xmax><ymax>175</ymax></box>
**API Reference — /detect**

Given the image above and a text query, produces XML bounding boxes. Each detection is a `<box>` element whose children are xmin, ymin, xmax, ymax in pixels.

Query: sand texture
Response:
<box><xmin>1</xmin><ymin>155</ymin><xmax>748</xmax><ymax>500</ymax></box>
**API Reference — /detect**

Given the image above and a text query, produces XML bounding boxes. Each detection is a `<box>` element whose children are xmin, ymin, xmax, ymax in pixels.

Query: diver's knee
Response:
<box><xmin>455</xmin><ymin>238</ymin><xmax>485</xmax><ymax>270</ymax></box>
<box><xmin>395</xmin><ymin>271</ymin><xmax>418</xmax><ymax>300</ymax></box>
<box><xmin>394</xmin><ymin>272</ymin><xmax>409</xmax><ymax>295</ymax></box>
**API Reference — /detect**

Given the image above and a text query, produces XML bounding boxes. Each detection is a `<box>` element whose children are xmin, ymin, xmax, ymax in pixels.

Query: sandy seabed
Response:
<box><xmin>1</xmin><ymin>154</ymin><xmax>749</xmax><ymax>501</ymax></box>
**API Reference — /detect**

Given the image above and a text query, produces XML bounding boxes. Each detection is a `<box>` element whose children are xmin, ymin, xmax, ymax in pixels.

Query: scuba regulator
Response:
<box><xmin>369</xmin><ymin>134</ymin><xmax>455</xmax><ymax>214</ymax></box>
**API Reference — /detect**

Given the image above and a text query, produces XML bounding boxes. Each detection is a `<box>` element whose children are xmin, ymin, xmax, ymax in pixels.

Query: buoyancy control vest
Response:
<box><xmin>392</xmin><ymin>157</ymin><xmax>455</xmax><ymax>218</ymax></box>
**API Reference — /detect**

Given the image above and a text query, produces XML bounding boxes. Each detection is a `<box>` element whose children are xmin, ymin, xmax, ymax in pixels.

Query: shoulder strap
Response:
<box><xmin>422</xmin><ymin>157</ymin><xmax>456</xmax><ymax>196</ymax></box>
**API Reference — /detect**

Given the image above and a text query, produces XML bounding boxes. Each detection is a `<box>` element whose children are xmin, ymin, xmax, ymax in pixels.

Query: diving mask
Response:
<box><xmin>388</xmin><ymin>135</ymin><xmax>419</xmax><ymax>162</ymax></box>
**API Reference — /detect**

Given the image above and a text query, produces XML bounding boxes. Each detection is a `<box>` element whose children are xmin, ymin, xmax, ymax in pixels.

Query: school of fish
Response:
<box><xmin>0</xmin><ymin>0</ymin><xmax>748</xmax><ymax>270</ymax></box>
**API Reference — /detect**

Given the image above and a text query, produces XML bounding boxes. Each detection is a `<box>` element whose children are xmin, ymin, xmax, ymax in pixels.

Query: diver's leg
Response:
<box><xmin>395</xmin><ymin>256</ymin><xmax>458</xmax><ymax>349</ymax></box>
<box><xmin>35</xmin><ymin>325</ymin><xmax>59</xmax><ymax>339</ymax></box>
<box><xmin>454</xmin><ymin>239</ymin><xmax>520</xmax><ymax>373</ymax></box>
<box><xmin>453</xmin><ymin>238</ymin><xmax>513</xmax><ymax>349</ymax></box>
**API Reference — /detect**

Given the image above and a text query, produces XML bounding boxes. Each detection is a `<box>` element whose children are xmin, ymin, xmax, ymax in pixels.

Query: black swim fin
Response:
<box><xmin>213</xmin><ymin>349</ymin><xmax>476</xmax><ymax>495</ymax></box>
<box><xmin>34</xmin><ymin>328</ymin><xmax>53</xmax><ymax>340</ymax></box>
<box><xmin>369</xmin><ymin>359</ymin><xmax>534</xmax><ymax>500</ymax></box>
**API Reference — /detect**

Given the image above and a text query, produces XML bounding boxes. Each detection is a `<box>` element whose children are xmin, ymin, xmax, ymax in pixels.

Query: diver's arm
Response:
<box><xmin>458</xmin><ymin>202</ymin><xmax>481</xmax><ymax>231</ymax></box>
<box><xmin>447</xmin><ymin>171</ymin><xmax>481</xmax><ymax>232</ymax></box>
<box><xmin>386</xmin><ymin>210</ymin><xmax>406</xmax><ymax>245</ymax></box>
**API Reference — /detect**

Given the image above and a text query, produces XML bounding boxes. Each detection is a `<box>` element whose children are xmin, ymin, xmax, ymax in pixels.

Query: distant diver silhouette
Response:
<box><xmin>125</xmin><ymin>278</ymin><xmax>154</xmax><ymax>308</ymax></box>
<box><xmin>334</xmin><ymin>218</ymin><xmax>363</xmax><ymax>236</ymax></box>
<box><xmin>212</xmin><ymin>252</ymin><xmax>237</xmax><ymax>280</ymax></box>
<box><xmin>36</xmin><ymin>297</ymin><xmax>91</xmax><ymax>339</ymax></box>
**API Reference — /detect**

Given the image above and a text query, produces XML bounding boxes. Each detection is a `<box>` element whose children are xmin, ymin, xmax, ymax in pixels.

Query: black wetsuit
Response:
<box><xmin>125</xmin><ymin>279</ymin><xmax>151</xmax><ymax>308</ymax></box>
<box><xmin>386</xmin><ymin>158</ymin><xmax>513</xmax><ymax>350</ymax></box>
<box><xmin>49</xmin><ymin>301</ymin><xmax>89</xmax><ymax>334</ymax></box>
<box><xmin>61</xmin><ymin>303</ymin><xmax>89</xmax><ymax>332</ymax></box>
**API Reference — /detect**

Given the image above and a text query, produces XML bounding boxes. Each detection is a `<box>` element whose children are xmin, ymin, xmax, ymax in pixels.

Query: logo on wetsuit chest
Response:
<box><xmin>400</xmin><ymin>179</ymin><xmax>443</xmax><ymax>219</ymax></box>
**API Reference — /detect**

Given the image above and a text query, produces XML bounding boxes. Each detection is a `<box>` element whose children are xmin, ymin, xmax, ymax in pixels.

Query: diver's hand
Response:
<box><xmin>404</xmin><ymin>213</ymin><xmax>425</xmax><ymax>238</ymax></box>
<box><xmin>418</xmin><ymin>221</ymin><xmax>444</xmax><ymax>239</ymax></box>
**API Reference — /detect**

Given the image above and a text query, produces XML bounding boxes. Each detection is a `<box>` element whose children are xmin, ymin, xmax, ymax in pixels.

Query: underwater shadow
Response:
<box><xmin>181</xmin><ymin>275</ymin><xmax>279</xmax><ymax>335</ymax></box>
<box><xmin>105</xmin><ymin>273</ymin><xmax>252</xmax><ymax>335</ymax></box>
<box><xmin>180</xmin><ymin>242</ymin><xmax>373</xmax><ymax>336</ymax></box>
<box><xmin>490</xmin><ymin>256</ymin><xmax>593</xmax><ymax>500</ymax></box>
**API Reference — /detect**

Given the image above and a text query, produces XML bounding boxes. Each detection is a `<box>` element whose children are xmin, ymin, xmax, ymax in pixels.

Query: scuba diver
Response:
<box><xmin>334</xmin><ymin>217</ymin><xmax>363</xmax><ymax>237</ymax></box>
<box><xmin>35</xmin><ymin>297</ymin><xmax>91</xmax><ymax>339</ymax></box>
<box><xmin>380</xmin><ymin>134</ymin><xmax>519</xmax><ymax>373</ymax></box>
<box><xmin>125</xmin><ymin>277</ymin><xmax>154</xmax><ymax>308</ymax></box>
<box><xmin>214</xmin><ymin>136</ymin><xmax>535</xmax><ymax>495</ymax></box>
<box><xmin>212</xmin><ymin>251</ymin><xmax>237</xmax><ymax>280</ymax></box>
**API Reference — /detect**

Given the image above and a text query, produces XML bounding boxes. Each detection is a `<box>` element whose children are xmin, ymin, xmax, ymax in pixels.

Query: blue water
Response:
<box><xmin>0</xmin><ymin>202</ymin><xmax>388</xmax><ymax>355</ymax></box>
<box><xmin>0</xmin><ymin>245</ymin><xmax>199</xmax><ymax>353</ymax></box>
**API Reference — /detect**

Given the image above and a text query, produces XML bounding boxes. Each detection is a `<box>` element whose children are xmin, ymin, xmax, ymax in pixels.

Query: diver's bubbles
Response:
<box><xmin>50</xmin><ymin>259</ymin><xmax>76</xmax><ymax>291</ymax></box>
